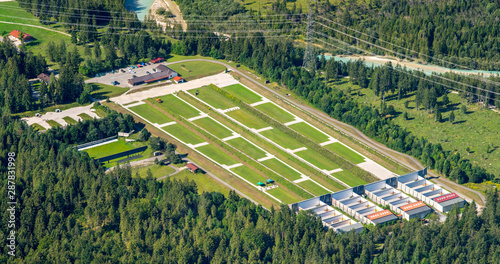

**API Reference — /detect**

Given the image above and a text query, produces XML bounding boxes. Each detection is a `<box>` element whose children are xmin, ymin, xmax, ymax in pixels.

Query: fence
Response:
<box><xmin>76</xmin><ymin>135</ymin><xmax>118</xmax><ymax>150</ymax></box>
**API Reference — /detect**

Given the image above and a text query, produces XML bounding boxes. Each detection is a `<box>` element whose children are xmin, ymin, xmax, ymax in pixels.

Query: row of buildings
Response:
<box><xmin>292</xmin><ymin>168</ymin><xmax>465</xmax><ymax>233</ymax></box>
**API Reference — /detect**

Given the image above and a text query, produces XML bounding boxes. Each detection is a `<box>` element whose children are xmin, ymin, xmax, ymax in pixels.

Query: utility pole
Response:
<box><xmin>302</xmin><ymin>3</ymin><xmax>316</xmax><ymax>71</ymax></box>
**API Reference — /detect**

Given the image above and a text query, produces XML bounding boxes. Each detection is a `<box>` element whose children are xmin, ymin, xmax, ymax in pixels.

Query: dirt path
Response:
<box><xmin>0</xmin><ymin>21</ymin><xmax>71</xmax><ymax>37</ymax></box>
<box><xmin>163</xmin><ymin>0</ymin><xmax>187</xmax><ymax>31</ymax></box>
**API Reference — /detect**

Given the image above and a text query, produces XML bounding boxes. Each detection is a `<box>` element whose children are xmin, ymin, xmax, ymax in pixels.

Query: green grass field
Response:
<box><xmin>230</xmin><ymin>165</ymin><xmax>267</xmax><ymax>186</ymax></box>
<box><xmin>78</xmin><ymin>113</ymin><xmax>93</xmax><ymax>121</ymax></box>
<box><xmin>259</xmin><ymin>129</ymin><xmax>306</xmax><ymax>150</ymax></box>
<box><xmin>150</xmin><ymin>94</ymin><xmax>201</xmax><ymax>119</ymax></box>
<box><xmin>332</xmin><ymin>170</ymin><xmax>366</xmax><ymax>187</ymax></box>
<box><xmin>289</xmin><ymin>122</ymin><xmax>330</xmax><ymax>143</ymax></box>
<box><xmin>90</xmin><ymin>83</ymin><xmax>129</xmax><ymax>99</ymax></box>
<box><xmin>162</xmin><ymin>123</ymin><xmax>206</xmax><ymax>144</ymax></box>
<box><xmin>168</xmin><ymin>170</ymin><xmax>230</xmax><ymax>196</ymax></box>
<box><xmin>188</xmin><ymin>86</ymin><xmax>237</xmax><ymax>110</ymax></box>
<box><xmin>261</xmin><ymin>158</ymin><xmax>303</xmax><ymax>181</ymax></box>
<box><xmin>192</xmin><ymin>117</ymin><xmax>234</xmax><ymax>138</ymax></box>
<box><xmin>334</xmin><ymin>78</ymin><xmax>500</xmax><ymax>176</ymax></box>
<box><xmin>226</xmin><ymin>137</ymin><xmax>267</xmax><ymax>159</ymax></box>
<box><xmin>226</xmin><ymin>109</ymin><xmax>270</xmax><ymax>129</ymax></box>
<box><xmin>223</xmin><ymin>84</ymin><xmax>262</xmax><ymax>104</ymax></box>
<box><xmin>297</xmin><ymin>180</ymin><xmax>330</xmax><ymax>196</ymax></box>
<box><xmin>31</xmin><ymin>123</ymin><xmax>46</xmax><ymax>131</ymax></box>
<box><xmin>134</xmin><ymin>164</ymin><xmax>176</xmax><ymax>178</ymax></box>
<box><xmin>196</xmin><ymin>144</ymin><xmax>239</xmax><ymax>166</ymax></box>
<box><xmin>83</xmin><ymin>139</ymin><xmax>136</xmax><ymax>158</ymax></box>
<box><xmin>267</xmin><ymin>187</ymin><xmax>302</xmax><ymax>204</ymax></box>
<box><xmin>62</xmin><ymin>116</ymin><xmax>77</xmax><ymax>125</ymax></box>
<box><xmin>295</xmin><ymin>149</ymin><xmax>340</xmax><ymax>171</ymax></box>
<box><xmin>168</xmin><ymin>61</ymin><xmax>226</xmax><ymax>80</ymax></box>
<box><xmin>129</xmin><ymin>103</ymin><xmax>173</xmax><ymax>124</ymax></box>
<box><xmin>254</xmin><ymin>102</ymin><xmax>296</xmax><ymax>123</ymax></box>
<box><xmin>324</xmin><ymin>142</ymin><xmax>366</xmax><ymax>164</ymax></box>
<box><xmin>46</xmin><ymin>120</ymin><xmax>62</xmax><ymax>128</ymax></box>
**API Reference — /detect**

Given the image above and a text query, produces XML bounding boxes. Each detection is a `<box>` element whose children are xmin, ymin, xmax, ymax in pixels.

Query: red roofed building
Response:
<box><xmin>186</xmin><ymin>163</ymin><xmax>201</xmax><ymax>173</ymax></box>
<box><xmin>173</xmin><ymin>76</ymin><xmax>185</xmax><ymax>84</ymax></box>
<box><xmin>9</xmin><ymin>30</ymin><xmax>35</xmax><ymax>42</ymax></box>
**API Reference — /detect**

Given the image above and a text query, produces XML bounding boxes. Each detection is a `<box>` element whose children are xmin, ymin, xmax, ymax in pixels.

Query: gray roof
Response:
<box><xmin>336</xmin><ymin>222</ymin><xmax>364</xmax><ymax>233</ymax></box>
<box><xmin>437</xmin><ymin>197</ymin><xmax>464</xmax><ymax>208</ymax></box>
<box><xmin>156</xmin><ymin>64</ymin><xmax>175</xmax><ymax>75</ymax></box>
<box><xmin>403</xmin><ymin>205</ymin><xmax>432</xmax><ymax>216</ymax></box>
<box><xmin>371</xmin><ymin>214</ymin><xmax>398</xmax><ymax>224</ymax></box>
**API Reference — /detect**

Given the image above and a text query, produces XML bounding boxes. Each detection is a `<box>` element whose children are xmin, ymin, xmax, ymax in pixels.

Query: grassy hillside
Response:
<box><xmin>332</xmin><ymin>79</ymin><xmax>500</xmax><ymax>177</ymax></box>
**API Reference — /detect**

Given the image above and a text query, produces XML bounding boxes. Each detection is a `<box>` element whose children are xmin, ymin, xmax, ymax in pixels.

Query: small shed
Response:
<box><xmin>266</xmin><ymin>179</ymin><xmax>275</xmax><ymax>184</ymax></box>
<box><xmin>173</xmin><ymin>76</ymin><xmax>185</xmax><ymax>84</ymax></box>
<box><xmin>37</xmin><ymin>73</ymin><xmax>50</xmax><ymax>83</ymax></box>
<box><xmin>257</xmin><ymin>182</ymin><xmax>266</xmax><ymax>187</ymax></box>
<box><xmin>186</xmin><ymin>163</ymin><xmax>200</xmax><ymax>173</ymax></box>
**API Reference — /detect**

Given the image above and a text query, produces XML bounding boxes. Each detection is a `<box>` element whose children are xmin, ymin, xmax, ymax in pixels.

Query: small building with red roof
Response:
<box><xmin>151</xmin><ymin>57</ymin><xmax>165</xmax><ymax>64</ymax></box>
<box><xmin>172</xmin><ymin>76</ymin><xmax>185</xmax><ymax>84</ymax></box>
<box><xmin>9</xmin><ymin>30</ymin><xmax>35</xmax><ymax>42</ymax></box>
<box><xmin>186</xmin><ymin>163</ymin><xmax>201</xmax><ymax>173</ymax></box>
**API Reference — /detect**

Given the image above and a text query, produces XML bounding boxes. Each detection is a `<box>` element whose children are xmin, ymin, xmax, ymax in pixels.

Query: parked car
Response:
<box><xmin>55</xmin><ymin>109</ymin><xmax>61</xmax><ymax>113</ymax></box>
<box><xmin>146</xmin><ymin>71</ymin><xmax>150</xmax><ymax>75</ymax></box>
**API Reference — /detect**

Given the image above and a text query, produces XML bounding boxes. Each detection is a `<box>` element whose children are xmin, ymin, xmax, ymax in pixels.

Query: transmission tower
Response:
<box><xmin>302</xmin><ymin>5</ymin><xmax>316</xmax><ymax>70</ymax></box>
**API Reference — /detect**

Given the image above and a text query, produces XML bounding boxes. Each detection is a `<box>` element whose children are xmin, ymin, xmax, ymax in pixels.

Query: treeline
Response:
<box><xmin>2</xmin><ymin>111</ymin><xmax>500</xmax><ymax>262</ymax></box>
<box><xmin>0</xmin><ymin>39</ymin><xmax>46</xmax><ymax>113</ymax></box>
<box><xmin>321</xmin><ymin>0</ymin><xmax>500</xmax><ymax>70</ymax></box>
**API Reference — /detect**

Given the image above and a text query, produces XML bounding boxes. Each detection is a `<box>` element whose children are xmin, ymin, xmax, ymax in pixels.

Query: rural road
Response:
<box><xmin>167</xmin><ymin>59</ymin><xmax>487</xmax><ymax>206</ymax></box>
<box><xmin>0</xmin><ymin>21</ymin><xmax>71</xmax><ymax>37</ymax></box>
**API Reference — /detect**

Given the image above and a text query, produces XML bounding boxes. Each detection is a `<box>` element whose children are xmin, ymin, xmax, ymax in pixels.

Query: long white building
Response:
<box><xmin>297</xmin><ymin>197</ymin><xmax>364</xmax><ymax>233</ymax></box>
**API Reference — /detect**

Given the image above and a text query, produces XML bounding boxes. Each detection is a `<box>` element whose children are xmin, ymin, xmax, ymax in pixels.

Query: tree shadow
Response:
<box><xmin>453</xmin><ymin>120</ymin><xmax>466</xmax><ymax>125</ymax></box>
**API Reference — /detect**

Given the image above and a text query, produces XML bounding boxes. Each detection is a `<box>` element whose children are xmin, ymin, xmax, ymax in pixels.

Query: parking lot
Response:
<box><xmin>85</xmin><ymin>63</ymin><xmax>168</xmax><ymax>88</ymax></box>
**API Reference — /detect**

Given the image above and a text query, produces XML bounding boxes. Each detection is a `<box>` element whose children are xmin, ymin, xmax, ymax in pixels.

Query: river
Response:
<box><xmin>124</xmin><ymin>0</ymin><xmax>156</xmax><ymax>22</ymax></box>
<box><xmin>325</xmin><ymin>55</ymin><xmax>500</xmax><ymax>77</ymax></box>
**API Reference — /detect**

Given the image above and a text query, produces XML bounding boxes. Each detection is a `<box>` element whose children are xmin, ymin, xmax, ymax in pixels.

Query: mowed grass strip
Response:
<box><xmin>192</xmin><ymin>117</ymin><xmax>233</xmax><ymax>138</ymax></box>
<box><xmin>226</xmin><ymin>137</ymin><xmax>267</xmax><ymax>159</ymax></box>
<box><xmin>261</xmin><ymin>158</ymin><xmax>302</xmax><ymax>181</ymax></box>
<box><xmin>46</xmin><ymin>120</ymin><xmax>62</xmax><ymax>128</ymax></box>
<box><xmin>168</xmin><ymin>61</ymin><xmax>226</xmax><ymax>80</ymax></box>
<box><xmin>188</xmin><ymin>86</ymin><xmax>237</xmax><ymax>110</ymax></box>
<box><xmin>83</xmin><ymin>139</ymin><xmax>133</xmax><ymax>158</ymax></box>
<box><xmin>150</xmin><ymin>94</ymin><xmax>201</xmax><ymax>119</ymax></box>
<box><xmin>295</xmin><ymin>149</ymin><xmax>340</xmax><ymax>171</ymax></box>
<box><xmin>129</xmin><ymin>103</ymin><xmax>173</xmax><ymax>124</ymax></box>
<box><xmin>223</xmin><ymin>84</ymin><xmax>262</xmax><ymax>104</ymax></box>
<box><xmin>78</xmin><ymin>113</ymin><xmax>93</xmax><ymax>120</ymax></box>
<box><xmin>31</xmin><ymin>123</ymin><xmax>46</xmax><ymax>131</ymax></box>
<box><xmin>297</xmin><ymin>180</ymin><xmax>330</xmax><ymax>196</ymax></box>
<box><xmin>226</xmin><ymin>109</ymin><xmax>270</xmax><ymax>129</ymax></box>
<box><xmin>332</xmin><ymin>170</ymin><xmax>366</xmax><ymax>187</ymax></box>
<box><xmin>267</xmin><ymin>187</ymin><xmax>302</xmax><ymax>204</ymax></box>
<box><xmin>196</xmin><ymin>144</ymin><xmax>239</xmax><ymax>166</ymax></box>
<box><xmin>289</xmin><ymin>122</ymin><xmax>330</xmax><ymax>143</ymax></box>
<box><xmin>254</xmin><ymin>102</ymin><xmax>296</xmax><ymax>123</ymax></box>
<box><xmin>230</xmin><ymin>165</ymin><xmax>267</xmax><ymax>186</ymax></box>
<box><xmin>162</xmin><ymin>123</ymin><xmax>206</xmax><ymax>144</ymax></box>
<box><xmin>168</xmin><ymin>170</ymin><xmax>230</xmax><ymax>196</ymax></box>
<box><xmin>90</xmin><ymin>83</ymin><xmax>129</xmax><ymax>99</ymax></box>
<box><xmin>63</xmin><ymin>116</ymin><xmax>78</xmax><ymax>125</ymax></box>
<box><xmin>324</xmin><ymin>142</ymin><xmax>366</xmax><ymax>164</ymax></box>
<box><xmin>259</xmin><ymin>129</ymin><xmax>306</xmax><ymax>150</ymax></box>
<box><xmin>135</xmin><ymin>164</ymin><xmax>176</xmax><ymax>179</ymax></box>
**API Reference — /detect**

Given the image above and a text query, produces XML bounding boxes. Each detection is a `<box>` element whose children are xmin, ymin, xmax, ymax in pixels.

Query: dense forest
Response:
<box><xmin>319</xmin><ymin>0</ymin><xmax>500</xmax><ymax>70</ymax></box>
<box><xmin>1</xmin><ymin>112</ymin><xmax>500</xmax><ymax>263</ymax></box>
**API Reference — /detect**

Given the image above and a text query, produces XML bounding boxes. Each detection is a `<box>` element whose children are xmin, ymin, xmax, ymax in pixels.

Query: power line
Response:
<box><xmin>12</xmin><ymin>1</ymin><xmax>301</xmax><ymax>18</ymax></box>
<box><xmin>316</xmin><ymin>15</ymin><xmax>500</xmax><ymax>87</ymax></box>
<box><xmin>313</xmin><ymin>21</ymin><xmax>500</xmax><ymax>97</ymax></box>
<box><xmin>313</xmin><ymin>34</ymin><xmax>500</xmax><ymax>103</ymax></box>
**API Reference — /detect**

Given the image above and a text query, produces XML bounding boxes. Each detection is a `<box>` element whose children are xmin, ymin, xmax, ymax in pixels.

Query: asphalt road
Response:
<box><xmin>171</xmin><ymin>59</ymin><xmax>486</xmax><ymax>207</ymax></box>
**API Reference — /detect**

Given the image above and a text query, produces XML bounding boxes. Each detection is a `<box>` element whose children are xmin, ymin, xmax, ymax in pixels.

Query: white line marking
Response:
<box><xmin>320</xmin><ymin>139</ymin><xmax>339</xmax><ymax>146</ymax></box>
<box><xmin>257</xmin><ymin>154</ymin><xmax>275</xmax><ymax>162</ymax></box>
<box><xmin>284</xmin><ymin>119</ymin><xmax>303</xmax><ymax>126</ymax></box>
<box><xmin>222</xmin><ymin>133</ymin><xmax>241</xmax><ymax>141</ymax></box>
<box><xmin>290</xmin><ymin>147</ymin><xmax>307</xmax><ymax>153</ymax></box>
<box><xmin>191</xmin><ymin>142</ymin><xmax>209</xmax><ymax>148</ymax></box>
<box><xmin>159</xmin><ymin>121</ymin><xmax>177</xmax><ymax>127</ymax></box>
<box><xmin>224</xmin><ymin>163</ymin><xmax>243</xmax><ymax>170</ymax></box>
<box><xmin>126</xmin><ymin>101</ymin><xmax>146</xmax><ymax>108</ymax></box>
<box><xmin>253</xmin><ymin>126</ymin><xmax>273</xmax><ymax>133</ymax></box>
